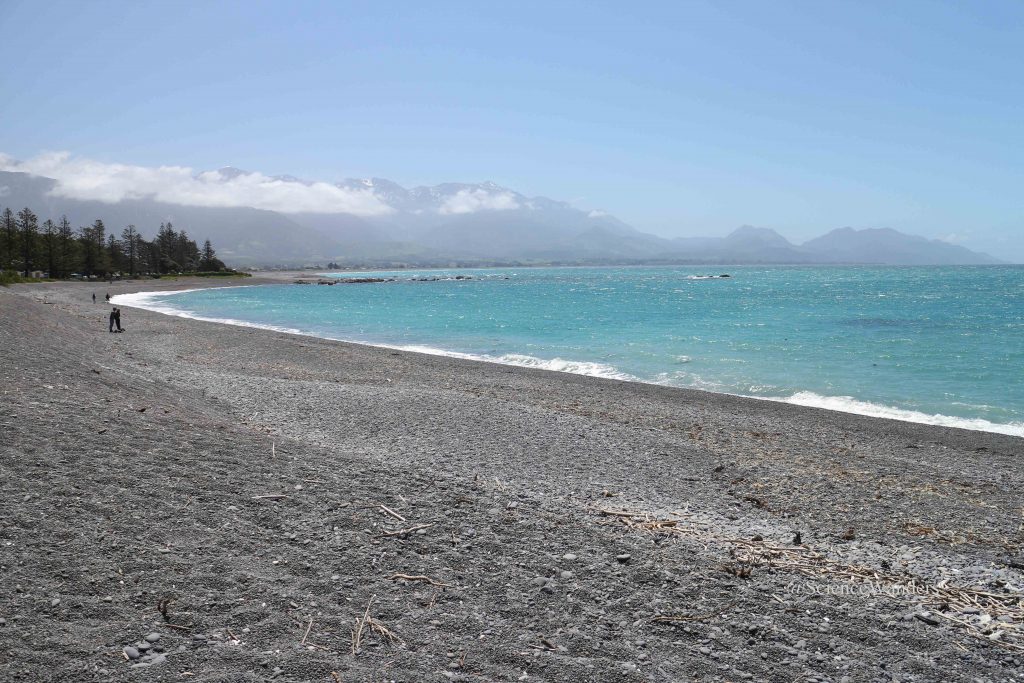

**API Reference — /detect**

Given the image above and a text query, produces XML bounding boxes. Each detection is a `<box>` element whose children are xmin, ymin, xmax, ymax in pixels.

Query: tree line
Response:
<box><xmin>1</xmin><ymin>206</ymin><xmax>227</xmax><ymax>278</ymax></box>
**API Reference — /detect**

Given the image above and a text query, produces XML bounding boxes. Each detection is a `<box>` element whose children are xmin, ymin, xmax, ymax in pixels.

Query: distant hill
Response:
<box><xmin>0</xmin><ymin>169</ymin><xmax>1003</xmax><ymax>267</ymax></box>
<box><xmin>801</xmin><ymin>227</ymin><xmax>1001</xmax><ymax>265</ymax></box>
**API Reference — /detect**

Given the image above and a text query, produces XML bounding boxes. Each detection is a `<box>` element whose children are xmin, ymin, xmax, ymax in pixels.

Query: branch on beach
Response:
<box><xmin>351</xmin><ymin>595</ymin><xmax>401</xmax><ymax>655</ymax></box>
<box><xmin>382</xmin><ymin>523</ymin><xmax>434</xmax><ymax>537</ymax></box>
<box><xmin>379</xmin><ymin>504</ymin><xmax>406</xmax><ymax>522</ymax></box>
<box><xmin>388</xmin><ymin>573</ymin><xmax>452</xmax><ymax>587</ymax></box>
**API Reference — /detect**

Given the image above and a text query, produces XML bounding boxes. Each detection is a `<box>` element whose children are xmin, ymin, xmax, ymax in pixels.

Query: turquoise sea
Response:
<box><xmin>115</xmin><ymin>265</ymin><xmax>1024</xmax><ymax>437</ymax></box>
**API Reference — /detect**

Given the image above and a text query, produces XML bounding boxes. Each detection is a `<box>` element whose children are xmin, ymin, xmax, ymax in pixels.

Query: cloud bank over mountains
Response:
<box><xmin>439</xmin><ymin>187</ymin><xmax>520</xmax><ymax>215</ymax></box>
<box><xmin>0</xmin><ymin>152</ymin><xmax>394</xmax><ymax>216</ymax></box>
<box><xmin>0</xmin><ymin>152</ymin><xmax>533</xmax><ymax>218</ymax></box>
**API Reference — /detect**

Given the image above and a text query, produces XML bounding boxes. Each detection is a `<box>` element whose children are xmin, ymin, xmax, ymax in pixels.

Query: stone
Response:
<box><xmin>124</xmin><ymin>646</ymin><xmax>140</xmax><ymax>660</ymax></box>
<box><xmin>562</xmin><ymin>553</ymin><xmax>578</xmax><ymax>561</ymax></box>
<box><xmin>50</xmin><ymin>598</ymin><xmax>61</xmax><ymax>607</ymax></box>
<box><xmin>616</xmin><ymin>554</ymin><xmax>632</xmax><ymax>564</ymax></box>
<box><xmin>145</xmin><ymin>633</ymin><xmax>161</xmax><ymax>643</ymax></box>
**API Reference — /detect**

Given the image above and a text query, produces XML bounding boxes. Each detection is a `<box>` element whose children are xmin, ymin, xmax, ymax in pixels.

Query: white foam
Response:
<box><xmin>112</xmin><ymin>289</ymin><xmax>635</xmax><ymax>382</ymax></box>
<box><xmin>111</xmin><ymin>286</ymin><xmax>306</xmax><ymax>336</ymax></box>
<box><xmin>495</xmin><ymin>353</ymin><xmax>636</xmax><ymax>381</ymax></box>
<box><xmin>772</xmin><ymin>391</ymin><xmax>1024</xmax><ymax>437</ymax></box>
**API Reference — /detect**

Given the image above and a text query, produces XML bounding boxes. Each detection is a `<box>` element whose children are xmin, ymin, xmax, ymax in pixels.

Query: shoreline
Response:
<box><xmin>112</xmin><ymin>279</ymin><xmax>1024</xmax><ymax>439</ymax></box>
<box><xmin>3</xmin><ymin>277</ymin><xmax>1023</xmax><ymax>681</ymax></box>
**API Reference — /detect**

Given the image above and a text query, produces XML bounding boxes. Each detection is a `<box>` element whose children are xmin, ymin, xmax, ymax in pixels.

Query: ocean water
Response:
<box><xmin>115</xmin><ymin>265</ymin><xmax>1024</xmax><ymax>437</ymax></box>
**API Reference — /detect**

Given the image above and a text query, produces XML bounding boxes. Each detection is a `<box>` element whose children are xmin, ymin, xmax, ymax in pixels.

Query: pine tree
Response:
<box><xmin>156</xmin><ymin>222</ymin><xmax>179</xmax><ymax>273</ymax></box>
<box><xmin>176</xmin><ymin>230</ymin><xmax>199</xmax><ymax>270</ymax></box>
<box><xmin>92</xmin><ymin>219</ymin><xmax>108</xmax><ymax>276</ymax></box>
<box><xmin>17</xmin><ymin>207</ymin><xmax>39</xmax><ymax>276</ymax></box>
<box><xmin>57</xmin><ymin>216</ymin><xmax>75</xmax><ymax>278</ymax></box>
<box><xmin>107</xmin><ymin>234</ymin><xmax>125</xmax><ymax>275</ymax></box>
<box><xmin>2</xmin><ymin>207</ymin><xmax>16</xmax><ymax>271</ymax></box>
<box><xmin>121</xmin><ymin>225</ymin><xmax>140</xmax><ymax>276</ymax></box>
<box><xmin>42</xmin><ymin>219</ymin><xmax>58</xmax><ymax>277</ymax></box>
<box><xmin>79</xmin><ymin>224</ymin><xmax>98</xmax><ymax>277</ymax></box>
<box><xmin>199</xmin><ymin>239</ymin><xmax>225</xmax><ymax>271</ymax></box>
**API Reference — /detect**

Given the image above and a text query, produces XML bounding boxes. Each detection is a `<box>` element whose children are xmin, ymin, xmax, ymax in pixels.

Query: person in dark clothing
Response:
<box><xmin>114</xmin><ymin>307</ymin><xmax>123</xmax><ymax>332</ymax></box>
<box><xmin>105</xmin><ymin>293</ymin><xmax>111</xmax><ymax>302</ymax></box>
<box><xmin>92</xmin><ymin>293</ymin><xmax>96</xmax><ymax>304</ymax></box>
<box><xmin>109</xmin><ymin>308</ymin><xmax>116</xmax><ymax>333</ymax></box>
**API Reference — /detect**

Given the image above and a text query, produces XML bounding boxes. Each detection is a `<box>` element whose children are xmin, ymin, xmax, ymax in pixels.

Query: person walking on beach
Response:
<box><xmin>108</xmin><ymin>308</ymin><xmax>116</xmax><ymax>333</ymax></box>
<box><xmin>114</xmin><ymin>307</ymin><xmax>123</xmax><ymax>332</ymax></box>
<box><xmin>105</xmin><ymin>292</ymin><xmax>111</xmax><ymax>303</ymax></box>
<box><xmin>92</xmin><ymin>292</ymin><xmax>96</xmax><ymax>304</ymax></box>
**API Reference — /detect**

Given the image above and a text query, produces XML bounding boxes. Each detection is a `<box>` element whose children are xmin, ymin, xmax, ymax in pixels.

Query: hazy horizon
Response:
<box><xmin>1</xmin><ymin>1</ymin><xmax>1022</xmax><ymax>260</ymax></box>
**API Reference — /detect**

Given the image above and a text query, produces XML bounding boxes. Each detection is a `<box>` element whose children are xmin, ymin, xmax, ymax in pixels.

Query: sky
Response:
<box><xmin>1</xmin><ymin>0</ymin><xmax>1022</xmax><ymax>260</ymax></box>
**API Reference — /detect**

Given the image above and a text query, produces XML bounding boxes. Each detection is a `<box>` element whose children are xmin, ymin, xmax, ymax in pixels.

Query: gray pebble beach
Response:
<box><xmin>1</xmin><ymin>277</ymin><xmax>1022</xmax><ymax>682</ymax></box>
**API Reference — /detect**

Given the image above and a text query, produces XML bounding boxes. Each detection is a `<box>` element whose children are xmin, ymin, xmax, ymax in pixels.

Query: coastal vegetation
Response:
<box><xmin>0</xmin><ymin>205</ymin><xmax>235</xmax><ymax>282</ymax></box>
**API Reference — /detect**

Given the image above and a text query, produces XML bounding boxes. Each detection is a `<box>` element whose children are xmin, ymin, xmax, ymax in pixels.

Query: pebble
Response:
<box><xmin>124</xmin><ymin>646</ymin><xmax>140</xmax><ymax>660</ymax></box>
<box><xmin>102</xmin><ymin>596</ymin><xmax>113</xmax><ymax>603</ymax></box>
<box><xmin>560</xmin><ymin>571</ymin><xmax>574</xmax><ymax>580</ymax></box>
<box><xmin>0</xmin><ymin>618</ymin><xmax>6</xmax><ymax>626</ymax></box>
<box><xmin>562</xmin><ymin>553</ymin><xmax>577</xmax><ymax>561</ymax></box>
<box><xmin>50</xmin><ymin>598</ymin><xmax>61</xmax><ymax>607</ymax></box>
<box><xmin>616</xmin><ymin>553</ymin><xmax>632</xmax><ymax>564</ymax></box>
<box><xmin>145</xmin><ymin>633</ymin><xmax>161</xmax><ymax>643</ymax></box>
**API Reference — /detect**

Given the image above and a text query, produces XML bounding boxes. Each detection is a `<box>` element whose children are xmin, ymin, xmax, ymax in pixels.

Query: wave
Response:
<box><xmin>113</xmin><ymin>290</ymin><xmax>635</xmax><ymax>383</ymax></box>
<box><xmin>113</xmin><ymin>289</ymin><xmax>1022</xmax><ymax>437</ymax></box>
<box><xmin>495</xmin><ymin>353</ymin><xmax>636</xmax><ymax>381</ymax></box>
<box><xmin>772</xmin><ymin>391</ymin><xmax>1024</xmax><ymax>438</ymax></box>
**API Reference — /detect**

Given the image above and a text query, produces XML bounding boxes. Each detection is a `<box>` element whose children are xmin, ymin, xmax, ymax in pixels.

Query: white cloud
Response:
<box><xmin>588</xmin><ymin>209</ymin><xmax>608</xmax><ymax>218</ymax></box>
<box><xmin>937</xmin><ymin>232</ymin><xmax>968</xmax><ymax>244</ymax></box>
<box><xmin>0</xmin><ymin>151</ymin><xmax>394</xmax><ymax>216</ymax></box>
<box><xmin>438</xmin><ymin>188</ymin><xmax>519</xmax><ymax>215</ymax></box>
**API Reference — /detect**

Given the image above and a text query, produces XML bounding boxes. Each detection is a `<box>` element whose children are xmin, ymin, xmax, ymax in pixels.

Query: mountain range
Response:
<box><xmin>0</xmin><ymin>169</ymin><xmax>1002</xmax><ymax>267</ymax></box>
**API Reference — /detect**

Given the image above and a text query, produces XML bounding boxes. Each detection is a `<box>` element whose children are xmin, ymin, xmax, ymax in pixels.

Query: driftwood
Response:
<box><xmin>596</xmin><ymin>507</ymin><xmax>1024</xmax><ymax>652</ymax></box>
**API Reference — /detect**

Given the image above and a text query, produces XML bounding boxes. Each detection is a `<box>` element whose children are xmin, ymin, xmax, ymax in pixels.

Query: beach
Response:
<box><xmin>2</xmin><ymin>277</ymin><xmax>1022</xmax><ymax>682</ymax></box>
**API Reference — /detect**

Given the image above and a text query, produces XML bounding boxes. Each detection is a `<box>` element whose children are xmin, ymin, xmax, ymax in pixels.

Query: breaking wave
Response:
<box><xmin>772</xmin><ymin>391</ymin><xmax>1024</xmax><ymax>437</ymax></box>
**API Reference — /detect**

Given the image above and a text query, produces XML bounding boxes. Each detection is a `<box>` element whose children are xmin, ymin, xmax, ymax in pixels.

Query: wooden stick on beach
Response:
<box><xmin>379</xmin><ymin>504</ymin><xmax>406</xmax><ymax>522</ymax></box>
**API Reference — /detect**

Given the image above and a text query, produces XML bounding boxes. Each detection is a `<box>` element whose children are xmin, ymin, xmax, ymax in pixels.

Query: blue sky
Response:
<box><xmin>1</xmin><ymin>0</ymin><xmax>1022</xmax><ymax>259</ymax></box>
